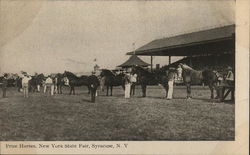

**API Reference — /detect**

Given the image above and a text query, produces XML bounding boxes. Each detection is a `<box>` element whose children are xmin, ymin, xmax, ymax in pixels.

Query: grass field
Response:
<box><xmin>0</xmin><ymin>85</ymin><xmax>234</xmax><ymax>141</ymax></box>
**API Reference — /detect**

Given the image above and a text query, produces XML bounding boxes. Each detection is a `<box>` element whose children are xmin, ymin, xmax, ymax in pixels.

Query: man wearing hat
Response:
<box><xmin>225</xmin><ymin>66</ymin><xmax>234</xmax><ymax>86</ymax></box>
<box><xmin>1</xmin><ymin>74</ymin><xmax>8</xmax><ymax>98</ymax></box>
<box><xmin>167</xmin><ymin>67</ymin><xmax>176</xmax><ymax>100</ymax></box>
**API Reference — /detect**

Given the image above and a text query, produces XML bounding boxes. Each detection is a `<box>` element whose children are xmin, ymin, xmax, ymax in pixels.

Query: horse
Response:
<box><xmin>62</xmin><ymin>71</ymin><xmax>90</xmax><ymax>95</ymax></box>
<box><xmin>179</xmin><ymin>63</ymin><xmax>219</xmax><ymax>99</ymax></box>
<box><xmin>99</xmin><ymin>69</ymin><xmax>125</xmax><ymax>96</ymax></box>
<box><xmin>131</xmin><ymin>66</ymin><xmax>169</xmax><ymax>97</ymax></box>
<box><xmin>29</xmin><ymin>74</ymin><xmax>45</xmax><ymax>92</ymax></box>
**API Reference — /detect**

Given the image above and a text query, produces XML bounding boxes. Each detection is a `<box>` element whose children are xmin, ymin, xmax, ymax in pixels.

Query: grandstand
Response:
<box><xmin>127</xmin><ymin>24</ymin><xmax>235</xmax><ymax>73</ymax></box>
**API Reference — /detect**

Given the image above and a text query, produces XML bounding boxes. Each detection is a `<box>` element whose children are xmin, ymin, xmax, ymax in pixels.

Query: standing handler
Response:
<box><xmin>1</xmin><ymin>74</ymin><xmax>8</xmax><ymax>98</ymax></box>
<box><xmin>130</xmin><ymin>73</ymin><xmax>137</xmax><ymax>96</ymax></box>
<box><xmin>124</xmin><ymin>73</ymin><xmax>132</xmax><ymax>99</ymax></box>
<box><xmin>44</xmin><ymin>75</ymin><xmax>54</xmax><ymax>96</ymax></box>
<box><xmin>167</xmin><ymin>68</ymin><xmax>176</xmax><ymax>100</ymax></box>
<box><xmin>22</xmin><ymin>74</ymin><xmax>32</xmax><ymax>98</ymax></box>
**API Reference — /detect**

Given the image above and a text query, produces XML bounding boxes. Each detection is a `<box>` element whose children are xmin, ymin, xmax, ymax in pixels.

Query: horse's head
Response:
<box><xmin>131</xmin><ymin>66</ymin><xmax>150</xmax><ymax>76</ymax></box>
<box><xmin>100</xmin><ymin>69</ymin><xmax>115</xmax><ymax>77</ymax></box>
<box><xmin>63</xmin><ymin>71</ymin><xmax>77</xmax><ymax>79</ymax></box>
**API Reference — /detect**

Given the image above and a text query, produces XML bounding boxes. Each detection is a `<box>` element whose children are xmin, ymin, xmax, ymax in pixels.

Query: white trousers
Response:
<box><xmin>125</xmin><ymin>83</ymin><xmax>131</xmax><ymax>98</ymax></box>
<box><xmin>44</xmin><ymin>84</ymin><xmax>54</xmax><ymax>95</ymax></box>
<box><xmin>167</xmin><ymin>80</ymin><xmax>174</xmax><ymax>99</ymax></box>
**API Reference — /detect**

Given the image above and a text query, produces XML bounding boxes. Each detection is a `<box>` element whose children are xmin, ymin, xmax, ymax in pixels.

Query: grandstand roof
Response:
<box><xmin>118</xmin><ymin>55</ymin><xmax>150</xmax><ymax>68</ymax></box>
<box><xmin>127</xmin><ymin>25</ymin><xmax>235</xmax><ymax>56</ymax></box>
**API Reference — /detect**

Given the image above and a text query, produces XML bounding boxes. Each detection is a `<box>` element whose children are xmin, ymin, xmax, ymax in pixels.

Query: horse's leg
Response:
<box><xmin>69</xmin><ymin>86</ymin><xmax>72</xmax><ymax>95</ymax></box>
<box><xmin>131</xmin><ymin>84</ymin><xmax>135</xmax><ymax>96</ymax></box>
<box><xmin>130</xmin><ymin>84</ymin><xmax>133</xmax><ymax>96</ymax></box>
<box><xmin>60</xmin><ymin>85</ymin><xmax>63</xmax><ymax>94</ymax></box>
<box><xmin>87</xmin><ymin>85</ymin><xmax>90</xmax><ymax>94</ymax></box>
<box><xmin>106</xmin><ymin>86</ymin><xmax>109</xmax><ymax>96</ymax></box>
<box><xmin>110</xmin><ymin>86</ymin><xmax>113</xmax><ymax>96</ymax></box>
<box><xmin>141</xmin><ymin>84</ymin><xmax>146</xmax><ymax>97</ymax></box>
<box><xmin>186</xmin><ymin>83</ymin><xmax>191</xmax><ymax>99</ymax></box>
<box><xmin>73</xmin><ymin>87</ymin><xmax>75</xmax><ymax>95</ymax></box>
<box><xmin>165</xmin><ymin>84</ymin><xmax>169</xmax><ymax>98</ymax></box>
<box><xmin>208</xmin><ymin>84</ymin><xmax>214</xmax><ymax>99</ymax></box>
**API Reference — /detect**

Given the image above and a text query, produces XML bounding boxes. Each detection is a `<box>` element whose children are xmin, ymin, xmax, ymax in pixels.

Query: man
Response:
<box><xmin>88</xmin><ymin>75</ymin><xmax>99</xmax><ymax>103</ymax></box>
<box><xmin>225</xmin><ymin>66</ymin><xmax>234</xmax><ymax>86</ymax></box>
<box><xmin>1</xmin><ymin>74</ymin><xmax>8</xmax><ymax>98</ymax></box>
<box><xmin>22</xmin><ymin>74</ymin><xmax>31</xmax><ymax>98</ymax></box>
<box><xmin>44</xmin><ymin>75</ymin><xmax>54</xmax><ymax>95</ymax></box>
<box><xmin>167</xmin><ymin>68</ymin><xmax>176</xmax><ymax>100</ymax></box>
<box><xmin>130</xmin><ymin>73</ymin><xmax>137</xmax><ymax>96</ymax></box>
<box><xmin>124</xmin><ymin>73</ymin><xmax>131</xmax><ymax>99</ymax></box>
<box><xmin>176</xmin><ymin>64</ymin><xmax>182</xmax><ymax>81</ymax></box>
<box><xmin>53</xmin><ymin>76</ymin><xmax>58</xmax><ymax>94</ymax></box>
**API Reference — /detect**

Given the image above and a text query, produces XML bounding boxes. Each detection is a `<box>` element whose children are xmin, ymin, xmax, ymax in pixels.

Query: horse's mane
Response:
<box><xmin>134</xmin><ymin>66</ymin><xmax>152</xmax><ymax>75</ymax></box>
<box><xmin>101</xmin><ymin>69</ymin><xmax>116</xmax><ymax>77</ymax></box>
<box><xmin>64</xmin><ymin>71</ymin><xmax>79</xmax><ymax>79</ymax></box>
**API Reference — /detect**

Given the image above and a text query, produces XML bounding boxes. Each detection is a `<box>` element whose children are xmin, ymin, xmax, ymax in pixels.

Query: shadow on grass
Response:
<box><xmin>81</xmin><ymin>98</ymin><xmax>92</xmax><ymax>103</ymax></box>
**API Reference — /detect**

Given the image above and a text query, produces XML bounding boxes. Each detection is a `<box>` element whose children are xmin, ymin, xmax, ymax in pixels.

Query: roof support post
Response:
<box><xmin>150</xmin><ymin>56</ymin><xmax>153</xmax><ymax>72</ymax></box>
<box><xmin>169</xmin><ymin>56</ymin><xmax>171</xmax><ymax>65</ymax></box>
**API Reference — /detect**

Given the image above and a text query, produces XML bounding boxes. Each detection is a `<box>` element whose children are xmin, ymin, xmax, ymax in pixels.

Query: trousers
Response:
<box><xmin>167</xmin><ymin>80</ymin><xmax>174</xmax><ymax>99</ymax></box>
<box><xmin>125</xmin><ymin>83</ymin><xmax>131</xmax><ymax>98</ymax></box>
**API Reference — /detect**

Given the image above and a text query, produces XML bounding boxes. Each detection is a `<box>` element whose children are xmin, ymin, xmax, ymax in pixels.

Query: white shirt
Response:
<box><xmin>45</xmin><ymin>77</ymin><xmax>53</xmax><ymax>84</ymax></box>
<box><xmin>130</xmin><ymin>74</ymin><xmax>137</xmax><ymax>83</ymax></box>
<box><xmin>226</xmin><ymin>71</ymin><xmax>234</xmax><ymax>81</ymax></box>
<box><xmin>22</xmin><ymin>76</ymin><xmax>31</xmax><ymax>85</ymax></box>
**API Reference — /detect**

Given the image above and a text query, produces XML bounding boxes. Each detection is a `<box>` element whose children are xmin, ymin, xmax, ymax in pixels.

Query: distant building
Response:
<box><xmin>118</xmin><ymin>55</ymin><xmax>150</xmax><ymax>68</ymax></box>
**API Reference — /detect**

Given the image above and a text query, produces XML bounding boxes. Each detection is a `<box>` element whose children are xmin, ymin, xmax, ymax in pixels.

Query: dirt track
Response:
<box><xmin>0</xmin><ymin>85</ymin><xmax>234</xmax><ymax>140</ymax></box>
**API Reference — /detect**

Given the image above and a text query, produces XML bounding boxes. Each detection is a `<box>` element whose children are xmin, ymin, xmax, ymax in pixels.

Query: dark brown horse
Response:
<box><xmin>179</xmin><ymin>63</ymin><xmax>218</xmax><ymax>99</ymax></box>
<box><xmin>99</xmin><ymin>69</ymin><xmax>125</xmax><ymax>96</ymax></box>
<box><xmin>131</xmin><ymin>66</ymin><xmax>169</xmax><ymax>97</ymax></box>
<box><xmin>63</xmin><ymin>71</ymin><xmax>90</xmax><ymax>95</ymax></box>
<box><xmin>29</xmin><ymin>74</ymin><xmax>45</xmax><ymax>92</ymax></box>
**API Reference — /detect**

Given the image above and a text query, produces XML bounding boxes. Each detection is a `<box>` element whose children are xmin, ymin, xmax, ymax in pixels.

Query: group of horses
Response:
<box><xmin>129</xmin><ymin>64</ymin><xmax>218</xmax><ymax>99</ymax></box>
<box><xmin>63</xmin><ymin>64</ymin><xmax>219</xmax><ymax>100</ymax></box>
<box><xmin>2</xmin><ymin>63</ymin><xmax>219</xmax><ymax>100</ymax></box>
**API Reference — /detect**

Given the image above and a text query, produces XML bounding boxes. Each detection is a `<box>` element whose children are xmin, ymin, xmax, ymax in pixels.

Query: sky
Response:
<box><xmin>0</xmin><ymin>0</ymin><xmax>235</xmax><ymax>74</ymax></box>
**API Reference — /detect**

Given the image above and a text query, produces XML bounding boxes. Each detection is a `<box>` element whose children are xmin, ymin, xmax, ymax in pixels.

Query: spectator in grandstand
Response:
<box><xmin>22</xmin><ymin>74</ymin><xmax>32</xmax><ymax>98</ymax></box>
<box><xmin>167</xmin><ymin>67</ymin><xmax>176</xmax><ymax>100</ymax></box>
